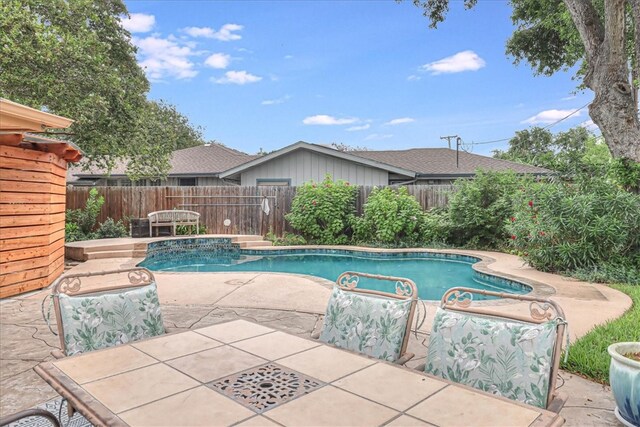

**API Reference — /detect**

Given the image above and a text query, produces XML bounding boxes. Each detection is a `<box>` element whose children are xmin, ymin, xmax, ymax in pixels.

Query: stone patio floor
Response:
<box><xmin>0</xmin><ymin>248</ymin><xmax>632</xmax><ymax>426</ymax></box>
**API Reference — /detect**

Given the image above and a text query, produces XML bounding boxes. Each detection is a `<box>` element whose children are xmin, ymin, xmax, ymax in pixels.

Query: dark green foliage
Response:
<box><xmin>285</xmin><ymin>175</ymin><xmax>358</xmax><ymax>245</ymax></box>
<box><xmin>0</xmin><ymin>1</ymin><xmax>204</xmax><ymax>179</ymax></box>
<box><xmin>176</xmin><ymin>224</ymin><xmax>207</xmax><ymax>235</ymax></box>
<box><xmin>447</xmin><ymin>171</ymin><xmax>524</xmax><ymax>248</ymax></box>
<box><xmin>354</xmin><ymin>186</ymin><xmax>425</xmax><ymax>246</ymax></box>
<box><xmin>66</xmin><ymin>188</ymin><xmax>129</xmax><ymax>241</ymax></box>
<box><xmin>420</xmin><ymin>207</ymin><xmax>452</xmax><ymax>246</ymax></box>
<box><xmin>66</xmin><ymin>188</ymin><xmax>104</xmax><ymax>237</ymax></box>
<box><xmin>96</xmin><ymin>218</ymin><xmax>129</xmax><ymax>239</ymax></box>
<box><xmin>265</xmin><ymin>231</ymin><xmax>307</xmax><ymax>246</ymax></box>
<box><xmin>505</xmin><ymin>178</ymin><xmax>640</xmax><ymax>284</ymax></box>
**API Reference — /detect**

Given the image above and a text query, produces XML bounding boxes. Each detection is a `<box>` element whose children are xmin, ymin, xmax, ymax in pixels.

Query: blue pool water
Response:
<box><xmin>139</xmin><ymin>244</ymin><xmax>531</xmax><ymax>300</ymax></box>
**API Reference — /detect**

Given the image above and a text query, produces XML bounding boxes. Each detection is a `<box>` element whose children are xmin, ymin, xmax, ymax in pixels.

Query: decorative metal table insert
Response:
<box><xmin>208</xmin><ymin>363</ymin><xmax>323</xmax><ymax>413</ymax></box>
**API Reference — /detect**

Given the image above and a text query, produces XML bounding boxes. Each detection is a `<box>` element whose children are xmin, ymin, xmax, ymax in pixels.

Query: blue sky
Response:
<box><xmin>122</xmin><ymin>1</ymin><xmax>596</xmax><ymax>156</ymax></box>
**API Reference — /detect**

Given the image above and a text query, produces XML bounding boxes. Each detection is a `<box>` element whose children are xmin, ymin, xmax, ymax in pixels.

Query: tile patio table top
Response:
<box><xmin>34</xmin><ymin>320</ymin><xmax>565</xmax><ymax>427</ymax></box>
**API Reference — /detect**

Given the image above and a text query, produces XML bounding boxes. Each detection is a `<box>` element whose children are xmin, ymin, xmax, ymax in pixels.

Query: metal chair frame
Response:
<box><xmin>49</xmin><ymin>267</ymin><xmax>156</xmax><ymax>356</ymax></box>
<box><xmin>433</xmin><ymin>286</ymin><xmax>568</xmax><ymax>411</ymax></box>
<box><xmin>0</xmin><ymin>408</ymin><xmax>60</xmax><ymax>427</ymax></box>
<box><xmin>315</xmin><ymin>271</ymin><xmax>419</xmax><ymax>364</ymax></box>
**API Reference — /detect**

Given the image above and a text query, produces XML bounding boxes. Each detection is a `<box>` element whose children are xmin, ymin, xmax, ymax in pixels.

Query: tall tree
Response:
<box><xmin>125</xmin><ymin>100</ymin><xmax>205</xmax><ymax>181</ymax></box>
<box><xmin>408</xmin><ymin>0</ymin><xmax>640</xmax><ymax>163</ymax></box>
<box><xmin>0</xmin><ymin>0</ymin><xmax>169</xmax><ymax>175</ymax></box>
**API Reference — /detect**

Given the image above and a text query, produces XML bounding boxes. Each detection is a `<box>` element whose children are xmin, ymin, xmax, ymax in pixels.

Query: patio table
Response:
<box><xmin>34</xmin><ymin>319</ymin><xmax>565</xmax><ymax>427</ymax></box>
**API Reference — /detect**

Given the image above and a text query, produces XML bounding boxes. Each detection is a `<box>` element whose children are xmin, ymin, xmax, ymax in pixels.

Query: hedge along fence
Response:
<box><xmin>65</xmin><ymin>185</ymin><xmax>453</xmax><ymax>237</ymax></box>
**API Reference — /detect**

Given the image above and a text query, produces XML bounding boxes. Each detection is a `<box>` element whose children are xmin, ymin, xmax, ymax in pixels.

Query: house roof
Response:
<box><xmin>351</xmin><ymin>148</ymin><xmax>551</xmax><ymax>176</ymax></box>
<box><xmin>70</xmin><ymin>143</ymin><xmax>255</xmax><ymax>179</ymax></box>
<box><xmin>219</xmin><ymin>141</ymin><xmax>417</xmax><ymax>179</ymax></box>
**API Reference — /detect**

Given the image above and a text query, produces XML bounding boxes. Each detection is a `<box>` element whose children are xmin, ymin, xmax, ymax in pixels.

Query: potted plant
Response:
<box><xmin>608</xmin><ymin>342</ymin><xmax>640</xmax><ymax>427</ymax></box>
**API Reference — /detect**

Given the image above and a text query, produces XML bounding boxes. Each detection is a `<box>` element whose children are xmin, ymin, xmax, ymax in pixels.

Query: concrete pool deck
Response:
<box><xmin>0</xmin><ymin>239</ymin><xmax>632</xmax><ymax>425</ymax></box>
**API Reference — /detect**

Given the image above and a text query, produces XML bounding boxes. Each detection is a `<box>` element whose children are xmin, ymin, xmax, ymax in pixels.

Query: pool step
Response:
<box><xmin>237</xmin><ymin>240</ymin><xmax>273</xmax><ymax>248</ymax></box>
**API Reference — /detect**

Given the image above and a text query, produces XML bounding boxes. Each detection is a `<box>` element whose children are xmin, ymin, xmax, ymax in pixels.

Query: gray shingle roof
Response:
<box><xmin>70</xmin><ymin>144</ymin><xmax>255</xmax><ymax>178</ymax></box>
<box><xmin>351</xmin><ymin>148</ymin><xmax>551</xmax><ymax>176</ymax></box>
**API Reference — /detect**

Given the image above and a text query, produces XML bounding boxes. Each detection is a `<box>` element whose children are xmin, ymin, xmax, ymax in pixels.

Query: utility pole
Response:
<box><xmin>440</xmin><ymin>135</ymin><xmax>458</xmax><ymax>149</ymax></box>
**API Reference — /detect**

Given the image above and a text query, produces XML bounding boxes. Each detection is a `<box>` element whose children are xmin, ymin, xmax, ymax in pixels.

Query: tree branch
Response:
<box><xmin>563</xmin><ymin>0</ymin><xmax>605</xmax><ymax>63</ymax></box>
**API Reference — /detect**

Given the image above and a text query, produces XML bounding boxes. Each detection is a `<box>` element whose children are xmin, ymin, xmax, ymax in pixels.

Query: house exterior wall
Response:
<box><xmin>240</xmin><ymin>149</ymin><xmax>389</xmax><ymax>186</ymax></box>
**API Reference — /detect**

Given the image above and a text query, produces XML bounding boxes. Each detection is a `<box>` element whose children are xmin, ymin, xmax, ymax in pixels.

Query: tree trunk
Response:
<box><xmin>564</xmin><ymin>0</ymin><xmax>640</xmax><ymax>162</ymax></box>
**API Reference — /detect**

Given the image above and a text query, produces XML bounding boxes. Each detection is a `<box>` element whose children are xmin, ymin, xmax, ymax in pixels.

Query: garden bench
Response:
<box><xmin>148</xmin><ymin>210</ymin><xmax>200</xmax><ymax>236</ymax></box>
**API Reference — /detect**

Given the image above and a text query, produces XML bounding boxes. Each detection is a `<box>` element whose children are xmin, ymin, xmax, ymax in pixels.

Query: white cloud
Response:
<box><xmin>121</xmin><ymin>13</ymin><xmax>155</xmax><ymax>33</ymax></box>
<box><xmin>214</xmin><ymin>70</ymin><xmax>262</xmax><ymax>85</ymax></box>
<box><xmin>346</xmin><ymin>124</ymin><xmax>370</xmax><ymax>131</ymax></box>
<box><xmin>421</xmin><ymin>50</ymin><xmax>486</xmax><ymax>75</ymax></box>
<box><xmin>134</xmin><ymin>36</ymin><xmax>197</xmax><ymax>81</ymax></box>
<box><xmin>561</xmin><ymin>95</ymin><xmax>576</xmax><ymax>101</ymax></box>
<box><xmin>204</xmin><ymin>53</ymin><xmax>231</xmax><ymax>69</ymax></box>
<box><xmin>183</xmin><ymin>24</ymin><xmax>243</xmax><ymax>41</ymax></box>
<box><xmin>284</xmin><ymin>55</ymin><xmax>294</xmax><ymax>59</ymax></box>
<box><xmin>384</xmin><ymin>117</ymin><xmax>415</xmax><ymax>126</ymax></box>
<box><xmin>364</xmin><ymin>133</ymin><xmax>393</xmax><ymax>141</ymax></box>
<box><xmin>580</xmin><ymin>119</ymin><xmax>599</xmax><ymax>131</ymax></box>
<box><xmin>262</xmin><ymin>95</ymin><xmax>291</xmax><ymax>105</ymax></box>
<box><xmin>522</xmin><ymin>109</ymin><xmax>582</xmax><ymax>124</ymax></box>
<box><xmin>302</xmin><ymin>115</ymin><xmax>358</xmax><ymax>125</ymax></box>
<box><xmin>407</xmin><ymin>74</ymin><xmax>421</xmax><ymax>81</ymax></box>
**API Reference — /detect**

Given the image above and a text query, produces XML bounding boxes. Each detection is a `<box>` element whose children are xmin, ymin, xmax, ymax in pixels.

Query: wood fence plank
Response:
<box><xmin>0</xmin><ymin>212</ymin><xmax>65</xmax><ymax>228</ymax></box>
<box><xmin>0</xmin><ymin>192</ymin><xmax>66</xmax><ymax>204</ymax></box>
<box><xmin>0</xmin><ymin>180</ymin><xmax>66</xmax><ymax>194</ymax></box>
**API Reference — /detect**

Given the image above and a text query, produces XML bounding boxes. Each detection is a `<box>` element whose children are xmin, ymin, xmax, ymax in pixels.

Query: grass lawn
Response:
<box><xmin>561</xmin><ymin>284</ymin><xmax>640</xmax><ymax>384</ymax></box>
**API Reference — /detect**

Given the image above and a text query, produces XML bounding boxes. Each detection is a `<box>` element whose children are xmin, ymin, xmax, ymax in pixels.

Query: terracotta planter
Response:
<box><xmin>608</xmin><ymin>342</ymin><xmax>640</xmax><ymax>427</ymax></box>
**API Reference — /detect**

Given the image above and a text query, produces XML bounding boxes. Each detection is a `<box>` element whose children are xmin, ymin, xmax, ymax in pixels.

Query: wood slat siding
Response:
<box><xmin>66</xmin><ymin>184</ymin><xmax>453</xmax><ymax>238</ymax></box>
<box><xmin>1</xmin><ymin>145</ymin><xmax>68</xmax><ymax>298</ymax></box>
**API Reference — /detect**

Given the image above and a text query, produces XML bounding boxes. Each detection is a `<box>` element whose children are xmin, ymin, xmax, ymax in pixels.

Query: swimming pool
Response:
<box><xmin>139</xmin><ymin>238</ymin><xmax>531</xmax><ymax>300</ymax></box>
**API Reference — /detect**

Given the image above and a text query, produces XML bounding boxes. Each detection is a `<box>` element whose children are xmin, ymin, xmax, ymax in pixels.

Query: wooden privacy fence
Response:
<box><xmin>66</xmin><ymin>185</ymin><xmax>453</xmax><ymax>237</ymax></box>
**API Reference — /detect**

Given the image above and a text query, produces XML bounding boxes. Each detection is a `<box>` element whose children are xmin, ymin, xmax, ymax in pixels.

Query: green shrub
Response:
<box><xmin>65</xmin><ymin>222</ymin><xmax>89</xmax><ymax>242</ymax></box>
<box><xmin>96</xmin><ymin>218</ymin><xmax>129</xmax><ymax>239</ymax></box>
<box><xmin>66</xmin><ymin>188</ymin><xmax>104</xmax><ymax>235</ymax></box>
<box><xmin>506</xmin><ymin>178</ymin><xmax>640</xmax><ymax>283</ymax></box>
<box><xmin>265</xmin><ymin>231</ymin><xmax>307</xmax><ymax>246</ymax></box>
<box><xmin>354</xmin><ymin>186</ymin><xmax>425</xmax><ymax>246</ymax></box>
<box><xmin>447</xmin><ymin>171</ymin><xmax>524</xmax><ymax>248</ymax></box>
<box><xmin>176</xmin><ymin>224</ymin><xmax>207</xmax><ymax>235</ymax></box>
<box><xmin>421</xmin><ymin>207</ymin><xmax>452</xmax><ymax>246</ymax></box>
<box><xmin>285</xmin><ymin>175</ymin><xmax>358</xmax><ymax>245</ymax></box>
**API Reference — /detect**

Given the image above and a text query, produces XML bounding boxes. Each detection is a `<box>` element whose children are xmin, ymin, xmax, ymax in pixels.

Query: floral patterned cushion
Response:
<box><xmin>59</xmin><ymin>283</ymin><xmax>165</xmax><ymax>356</ymax></box>
<box><xmin>425</xmin><ymin>307</ymin><xmax>558</xmax><ymax>408</ymax></box>
<box><xmin>319</xmin><ymin>286</ymin><xmax>412</xmax><ymax>362</ymax></box>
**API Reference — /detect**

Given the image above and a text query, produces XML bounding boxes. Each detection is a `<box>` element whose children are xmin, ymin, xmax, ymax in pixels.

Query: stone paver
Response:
<box><xmin>0</xmin><ymin>250</ymin><xmax>629</xmax><ymax>425</ymax></box>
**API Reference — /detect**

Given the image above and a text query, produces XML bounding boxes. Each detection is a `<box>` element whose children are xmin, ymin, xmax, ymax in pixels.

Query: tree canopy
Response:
<box><xmin>408</xmin><ymin>0</ymin><xmax>640</xmax><ymax>163</ymax></box>
<box><xmin>0</xmin><ymin>0</ymin><xmax>204</xmax><ymax>178</ymax></box>
<box><xmin>494</xmin><ymin>126</ymin><xmax>640</xmax><ymax>191</ymax></box>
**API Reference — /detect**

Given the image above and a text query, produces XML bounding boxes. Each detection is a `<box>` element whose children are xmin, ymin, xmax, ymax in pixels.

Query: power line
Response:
<box><xmin>469</xmin><ymin>102</ymin><xmax>592</xmax><ymax>146</ymax></box>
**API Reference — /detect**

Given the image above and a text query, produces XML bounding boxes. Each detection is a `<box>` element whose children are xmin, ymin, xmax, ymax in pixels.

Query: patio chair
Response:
<box><xmin>0</xmin><ymin>408</ymin><xmax>60</xmax><ymax>427</ymax></box>
<box><xmin>420</xmin><ymin>287</ymin><xmax>568</xmax><ymax>412</ymax></box>
<box><xmin>312</xmin><ymin>271</ymin><xmax>418</xmax><ymax>365</ymax></box>
<box><xmin>44</xmin><ymin>268</ymin><xmax>166</xmax><ymax>358</ymax></box>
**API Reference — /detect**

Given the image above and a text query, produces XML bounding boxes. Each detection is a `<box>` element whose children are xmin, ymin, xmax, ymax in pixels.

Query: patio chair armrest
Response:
<box><xmin>414</xmin><ymin>362</ymin><xmax>426</xmax><ymax>372</ymax></box>
<box><xmin>50</xmin><ymin>349</ymin><xmax>65</xmax><ymax>359</ymax></box>
<box><xmin>394</xmin><ymin>352</ymin><xmax>414</xmax><ymax>365</ymax></box>
<box><xmin>547</xmin><ymin>391</ymin><xmax>568</xmax><ymax>414</ymax></box>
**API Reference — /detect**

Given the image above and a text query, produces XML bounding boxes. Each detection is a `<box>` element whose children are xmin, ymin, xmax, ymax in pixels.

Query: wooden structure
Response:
<box><xmin>0</xmin><ymin>98</ymin><xmax>81</xmax><ymax>298</ymax></box>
